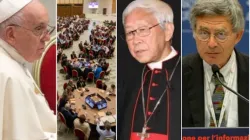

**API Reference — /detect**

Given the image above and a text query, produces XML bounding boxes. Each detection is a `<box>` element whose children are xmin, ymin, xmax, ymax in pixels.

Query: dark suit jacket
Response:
<box><xmin>77</xmin><ymin>80</ymin><xmax>86</xmax><ymax>88</ymax></box>
<box><xmin>71</xmin><ymin>53</ymin><xmax>77</xmax><ymax>59</ymax></box>
<box><xmin>182</xmin><ymin>50</ymin><xmax>249</xmax><ymax>127</ymax></box>
<box><xmin>83</xmin><ymin>68</ymin><xmax>92</xmax><ymax>80</ymax></box>
<box><xmin>60</xmin><ymin>108</ymin><xmax>78</xmax><ymax>128</ymax></box>
<box><xmin>58</xmin><ymin>98</ymin><xmax>68</xmax><ymax>111</ymax></box>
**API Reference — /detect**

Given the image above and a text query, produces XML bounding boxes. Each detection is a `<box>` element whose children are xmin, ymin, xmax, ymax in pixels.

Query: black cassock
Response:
<box><xmin>118</xmin><ymin>54</ymin><xmax>181</xmax><ymax>140</ymax></box>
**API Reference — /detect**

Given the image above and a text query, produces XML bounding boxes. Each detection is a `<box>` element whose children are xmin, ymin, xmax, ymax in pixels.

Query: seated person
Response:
<box><xmin>62</xmin><ymin>53</ymin><xmax>67</xmax><ymax>60</ymax></box>
<box><xmin>57</xmin><ymin>48</ymin><xmax>63</xmax><ymax>63</ymax></box>
<box><xmin>61</xmin><ymin>54</ymin><xmax>68</xmax><ymax>67</ymax></box>
<box><xmin>78</xmin><ymin>51</ymin><xmax>84</xmax><ymax>58</ymax></box>
<box><xmin>83</xmin><ymin>66</ymin><xmax>93</xmax><ymax>80</ymax></box>
<box><xmin>73</xmin><ymin>60</ymin><xmax>83</xmax><ymax>68</ymax></box>
<box><xmin>74</xmin><ymin>114</ymin><xmax>91</xmax><ymax>140</ymax></box>
<box><xmin>58</xmin><ymin>94</ymin><xmax>69</xmax><ymax>111</ymax></box>
<box><xmin>60</xmin><ymin>104</ymin><xmax>79</xmax><ymax>128</ymax></box>
<box><xmin>79</xmin><ymin>41</ymin><xmax>83</xmax><ymax>50</ymax></box>
<box><xmin>66</xmin><ymin>62</ymin><xmax>73</xmax><ymax>77</ymax></box>
<box><xmin>96</xmin><ymin>80</ymin><xmax>103</xmax><ymax>89</ymax></box>
<box><xmin>108</xmin><ymin>84</ymin><xmax>116</xmax><ymax>94</ymax></box>
<box><xmin>68</xmin><ymin>80</ymin><xmax>76</xmax><ymax>91</ymax></box>
<box><xmin>77</xmin><ymin>76</ymin><xmax>86</xmax><ymax>88</ymax></box>
<box><xmin>84</xmin><ymin>40</ymin><xmax>88</xmax><ymax>46</ymax></box>
<box><xmin>61</xmin><ymin>58</ymin><xmax>68</xmax><ymax>67</ymax></box>
<box><xmin>71</xmin><ymin>51</ymin><xmax>77</xmax><ymax>59</ymax></box>
<box><xmin>94</xmin><ymin>64</ymin><xmax>102</xmax><ymax>80</ymax></box>
<box><xmin>103</xmin><ymin>45</ymin><xmax>109</xmax><ymax>54</ymax></box>
<box><xmin>98</xmin><ymin>58</ymin><xmax>104</xmax><ymax>64</ymax></box>
<box><xmin>74</xmin><ymin>66</ymin><xmax>84</xmax><ymax>77</ymax></box>
<box><xmin>62</xmin><ymin>86</ymin><xmax>72</xmax><ymax>96</ymax></box>
<box><xmin>96</xmin><ymin>120</ymin><xmax>115</xmax><ymax>139</ymax></box>
<box><xmin>101</xmin><ymin>62</ymin><xmax>108</xmax><ymax>72</ymax></box>
<box><xmin>100</xmin><ymin>82</ymin><xmax>107</xmax><ymax>90</ymax></box>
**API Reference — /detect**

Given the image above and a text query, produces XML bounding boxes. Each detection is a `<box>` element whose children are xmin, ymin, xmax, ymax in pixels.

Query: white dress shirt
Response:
<box><xmin>147</xmin><ymin>46</ymin><xmax>178</xmax><ymax>69</ymax></box>
<box><xmin>203</xmin><ymin>50</ymin><xmax>238</xmax><ymax>127</ymax></box>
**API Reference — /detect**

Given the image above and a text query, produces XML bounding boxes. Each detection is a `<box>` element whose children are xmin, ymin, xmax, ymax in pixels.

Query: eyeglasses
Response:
<box><xmin>121</xmin><ymin>23</ymin><xmax>160</xmax><ymax>41</ymax></box>
<box><xmin>195</xmin><ymin>30</ymin><xmax>232</xmax><ymax>43</ymax></box>
<box><xmin>10</xmin><ymin>24</ymin><xmax>55</xmax><ymax>39</ymax></box>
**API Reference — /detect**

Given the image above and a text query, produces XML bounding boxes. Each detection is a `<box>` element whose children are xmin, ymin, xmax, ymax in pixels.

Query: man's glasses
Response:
<box><xmin>10</xmin><ymin>24</ymin><xmax>55</xmax><ymax>39</ymax></box>
<box><xmin>121</xmin><ymin>23</ymin><xmax>160</xmax><ymax>41</ymax></box>
<box><xmin>195</xmin><ymin>30</ymin><xmax>232</xmax><ymax>43</ymax></box>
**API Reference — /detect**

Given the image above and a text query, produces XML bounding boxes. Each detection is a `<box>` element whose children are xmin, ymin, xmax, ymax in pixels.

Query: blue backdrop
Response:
<box><xmin>182</xmin><ymin>0</ymin><xmax>249</xmax><ymax>56</ymax></box>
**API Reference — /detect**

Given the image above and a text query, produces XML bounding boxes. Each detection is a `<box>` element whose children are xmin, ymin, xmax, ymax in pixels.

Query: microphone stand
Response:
<box><xmin>215</xmin><ymin>72</ymin><xmax>249</xmax><ymax>103</ymax></box>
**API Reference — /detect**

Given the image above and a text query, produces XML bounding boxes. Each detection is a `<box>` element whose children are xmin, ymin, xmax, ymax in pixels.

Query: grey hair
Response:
<box><xmin>0</xmin><ymin>9</ymin><xmax>25</xmax><ymax>37</ymax></box>
<box><xmin>122</xmin><ymin>0</ymin><xmax>173</xmax><ymax>30</ymax></box>
<box><xmin>190</xmin><ymin>0</ymin><xmax>245</xmax><ymax>32</ymax></box>
<box><xmin>64</xmin><ymin>103</ymin><xmax>71</xmax><ymax>110</ymax></box>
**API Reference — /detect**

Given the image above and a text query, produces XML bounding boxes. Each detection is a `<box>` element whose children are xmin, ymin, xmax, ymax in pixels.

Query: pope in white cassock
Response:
<box><xmin>0</xmin><ymin>0</ymin><xmax>56</xmax><ymax>139</ymax></box>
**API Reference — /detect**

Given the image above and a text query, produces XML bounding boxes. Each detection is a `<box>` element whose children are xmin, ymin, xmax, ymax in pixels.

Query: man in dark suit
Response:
<box><xmin>60</xmin><ymin>104</ymin><xmax>78</xmax><ymax>128</ymax></box>
<box><xmin>58</xmin><ymin>94</ymin><xmax>69</xmax><ymax>112</ymax></box>
<box><xmin>71</xmin><ymin>51</ymin><xmax>77</xmax><ymax>59</ymax></box>
<box><xmin>82</xmin><ymin>66</ymin><xmax>93</xmax><ymax>80</ymax></box>
<box><xmin>77</xmin><ymin>76</ymin><xmax>86</xmax><ymax>88</ymax></box>
<box><xmin>101</xmin><ymin>62</ymin><xmax>109</xmax><ymax>72</ymax></box>
<box><xmin>78</xmin><ymin>41</ymin><xmax>83</xmax><ymax>51</ymax></box>
<box><xmin>182</xmin><ymin>0</ymin><xmax>249</xmax><ymax>127</ymax></box>
<box><xmin>66</xmin><ymin>62</ymin><xmax>73</xmax><ymax>78</ymax></box>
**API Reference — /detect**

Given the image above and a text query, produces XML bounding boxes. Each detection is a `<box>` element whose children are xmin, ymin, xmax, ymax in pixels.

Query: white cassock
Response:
<box><xmin>0</xmin><ymin>38</ymin><xmax>56</xmax><ymax>140</ymax></box>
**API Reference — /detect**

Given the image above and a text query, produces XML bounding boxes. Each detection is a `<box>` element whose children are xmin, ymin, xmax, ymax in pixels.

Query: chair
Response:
<box><xmin>33</xmin><ymin>41</ymin><xmax>56</xmax><ymax>113</ymax></box>
<box><xmin>89</xmin><ymin>54</ymin><xmax>94</xmax><ymax>60</ymax></box>
<box><xmin>98</xmin><ymin>50</ymin><xmax>105</xmax><ymax>58</ymax></box>
<box><xmin>99</xmin><ymin>71</ymin><xmax>105</xmax><ymax>79</ymax></box>
<box><xmin>63</xmin><ymin>66</ymin><xmax>67</xmax><ymax>74</ymax></box>
<box><xmin>74</xmin><ymin>128</ymin><xmax>86</xmax><ymax>140</ymax></box>
<box><xmin>72</xmin><ymin>69</ymin><xmax>78</xmax><ymax>81</ymax></box>
<box><xmin>63</xmin><ymin>83</ymin><xmax>68</xmax><ymax>90</ymax></box>
<box><xmin>58</xmin><ymin>112</ymin><xmax>69</xmax><ymax>133</ymax></box>
<box><xmin>89</xmin><ymin>50</ymin><xmax>94</xmax><ymax>55</ymax></box>
<box><xmin>106</xmin><ymin>63</ymin><xmax>109</xmax><ymax>70</ymax></box>
<box><xmin>96</xmin><ymin>79</ymin><xmax>102</xmax><ymax>88</ymax></box>
<box><xmin>82</xmin><ymin>48</ymin><xmax>86</xmax><ymax>53</ymax></box>
<box><xmin>87</xmin><ymin>72</ymin><xmax>94</xmax><ymax>83</ymax></box>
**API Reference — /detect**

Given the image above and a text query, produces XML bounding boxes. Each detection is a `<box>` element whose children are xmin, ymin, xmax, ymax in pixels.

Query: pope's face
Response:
<box><xmin>124</xmin><ymin>8</ymin><xmax>168</xmax><ymax>63</ymax></box>
<box><xmin>14</xmin><ymin>1</ymin><xmax>50</xmax><ymax>62</ymax></box>
<box><xmin>194</xmin><ymin>16</ymin><xmax>243</xmax><ymax>68</ymax></box>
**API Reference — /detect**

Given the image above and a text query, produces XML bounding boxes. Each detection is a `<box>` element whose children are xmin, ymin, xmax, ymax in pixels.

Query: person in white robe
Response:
<box><xmin>0</xmin><ymin>0</ymin><xmax>56</xmax><ymax>139</ymax></box>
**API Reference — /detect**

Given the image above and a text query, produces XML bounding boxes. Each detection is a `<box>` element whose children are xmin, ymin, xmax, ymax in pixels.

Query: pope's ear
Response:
<box><xmin>4</xmin><ymin>26</ymin><xmax>16</xmax><ymax>45</ymax></box>
<box><xmin>164</xmin><ymin>23</ymin><xmax>174</xmax><ymax>42</ymax></box>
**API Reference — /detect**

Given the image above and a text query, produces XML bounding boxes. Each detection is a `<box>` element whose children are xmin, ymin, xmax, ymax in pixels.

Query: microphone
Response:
<box><xmin>211</xmin><ymin>64</ymin><xmax>249</xmax><ymax>103</ymax></box>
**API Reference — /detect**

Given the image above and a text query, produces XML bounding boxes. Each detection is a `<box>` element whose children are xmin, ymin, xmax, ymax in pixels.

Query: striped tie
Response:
<box><xmin>209</xmin><ymin>74</ymin><xmax>226</xmax><ymax>127</ymax></box>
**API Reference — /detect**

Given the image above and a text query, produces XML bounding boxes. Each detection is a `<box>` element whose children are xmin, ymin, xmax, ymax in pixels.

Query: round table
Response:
<box><xmin>70</xmin><ymin>87</ymin><xmax>116</xmax><ymax>126</ymax></box>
